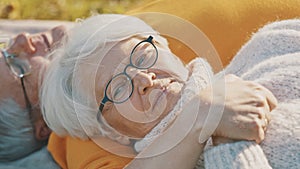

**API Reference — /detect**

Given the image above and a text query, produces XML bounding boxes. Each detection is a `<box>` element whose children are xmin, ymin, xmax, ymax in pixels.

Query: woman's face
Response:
<box><xmin>1</xmin><ymin>25</ymin><xmax>66</xmax><ymax>140</ymax></box>
<box><xmin>96</xmin><ymin>36</ymin><xmax>189</xmax><ymax>138</ymax></box>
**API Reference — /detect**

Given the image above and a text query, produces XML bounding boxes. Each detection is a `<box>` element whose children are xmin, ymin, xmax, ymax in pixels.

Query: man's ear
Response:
<box><xmin>34</xmin><ymin>118</ymin><xmax>52</xmax><ymax>141</ymax></box>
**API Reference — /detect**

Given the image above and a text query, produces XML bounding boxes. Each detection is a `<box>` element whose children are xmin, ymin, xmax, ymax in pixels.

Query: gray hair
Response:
<box><xmin>41</xmin><ymin>14</ymin><xmax>169</xmax><ymax>141</ymax></box>
<box><xmin>0</xmin><ymin>99</ymin><xmax>45</xmax><ymax>161</ymax></box>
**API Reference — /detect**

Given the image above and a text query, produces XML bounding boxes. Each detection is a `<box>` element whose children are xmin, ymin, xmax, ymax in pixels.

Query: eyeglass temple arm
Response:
<box><xmin>8</xmin><ymin>53</ymin><xmax>32</xmax><ymax>113</ymax></box>
<box><xmin>99</xmin><ymin>103</ymin><xmax>105</xmax><ymax>113</ymax></box>
<box><xmin>20</xmin><ymin>77</ymin><xmax>32</xmax><ymax>112</ymax></box>
<box><xmin>146</xmin><ymin>36</ymin><xmax>153</xmax><ymax>42</ymax></box>
<box><xmin>97</xmin><ymin>97</ymin><xmax>109</xmax><ymax>122</ymax></box>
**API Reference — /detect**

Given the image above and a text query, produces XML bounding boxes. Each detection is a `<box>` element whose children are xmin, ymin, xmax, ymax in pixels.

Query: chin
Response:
<box><xmin>160</xmin><ymin>82</ymin><xmax>184</xmax><ymax>119</ymax></box>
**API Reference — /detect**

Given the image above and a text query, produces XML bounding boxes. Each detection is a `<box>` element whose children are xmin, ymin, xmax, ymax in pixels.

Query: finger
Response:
<box><xmin>255</xmin><ymin>126</ymin><xmax>265</xmax><ymax>143</ymax></box>
<box><xmin>227</xmin><ymin>116</ymin><xmax>258</xmax><ymax>140</ymax></box>
<box><xmin>262</xmin><ymin>98</ymin><xmax>271</xmax><ymax>121</ymax></box>
<box><xmin>258</xmin><ymin>85</ymin><xmax>278</xmax><ymax>111</ymax></box>
<box><xmin>251</xmin><ymin>90</ymin><xmax>271</xmax><ymax>121</ymax></box>
<box><xmin>265</xmin><ymin>113</ymin><xmax>272</xmax><ymax>122</ymax></box>
<box><xmin>257</xmin><ymin>116</ymin><xmax>269</xmax><ymax>143</ymax></box>
<box><xmin>240</xmin><ymin>117</ymin><xmax>266</xmax><ymax>142</ymax></box>
<box><xmin>239</xmin><ymin>105</ymin><xmax>266</xmax><ymax>120</ymax></box>
<box><xmin>263</xmin><ymin>118</ymin><xmax>269</xmax><ymax>131</ymax></box>
<box><xmin>244</xmin><ymin>112</ymin><xmax>269</xmax><ymax>134</ymax></box>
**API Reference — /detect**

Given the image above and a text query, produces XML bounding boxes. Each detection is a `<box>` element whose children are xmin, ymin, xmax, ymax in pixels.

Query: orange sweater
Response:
<box><xmin>48</xmin><ymin>0</ymin><xmax>300</xmax><ymax>168</ymax></box>
<box><xmin>48</xmin><ymin>133</ymin><xmax>133</xmax><ymax>169</ymax></box>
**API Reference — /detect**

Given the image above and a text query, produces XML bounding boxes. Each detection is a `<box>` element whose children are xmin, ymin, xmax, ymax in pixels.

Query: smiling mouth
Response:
<box><xmin>41</xmin><ymin>34</ymin><xmax>51</xmax><ymax>50</ymax></box>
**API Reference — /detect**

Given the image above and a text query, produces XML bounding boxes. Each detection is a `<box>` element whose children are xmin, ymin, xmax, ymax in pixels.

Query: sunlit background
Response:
<box><xmin>0</xmin><ymin>0</ymin><xmax>150</xmax><ymax>20</ymax></box>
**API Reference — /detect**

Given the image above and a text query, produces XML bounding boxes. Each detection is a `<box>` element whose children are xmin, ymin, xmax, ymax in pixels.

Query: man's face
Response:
<box><xmin>1</xmin><ymin>25</ymin><xmax>66</xmax><ymax>140</ymax></box>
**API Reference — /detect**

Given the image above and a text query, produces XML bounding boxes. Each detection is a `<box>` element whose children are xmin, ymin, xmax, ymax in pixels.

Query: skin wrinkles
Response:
<box><xmin>95</xmin><ymin>37</ymin><xmax>186</xmax><ymax>138</ymax></box>
<box><xmin>0</xmin><ymin>25</ymin><xmax>66</xmax><ymax>140</ymax></box>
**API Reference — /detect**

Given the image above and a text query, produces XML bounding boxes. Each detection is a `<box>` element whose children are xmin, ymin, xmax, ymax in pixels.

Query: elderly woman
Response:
<box><xmin>41</xmin><ymin>14</ymin><xmax>278</xmax><ymax>169</ymax></box>
<box><xmin>0</xmin><ymin>26</ymin><xmax>65</xmax><ymax>168</ymax></box>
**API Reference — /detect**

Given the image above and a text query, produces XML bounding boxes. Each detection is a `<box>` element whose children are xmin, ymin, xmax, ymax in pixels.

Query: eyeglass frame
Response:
<box><xmin>98</xmin><ymin>35</ymin><xmax>158</xmax><ymax>117</ymax></box>
<box><xmin>1</xmin><ymin>49</ymin><xmax>32</xmax><ymax>113</ymax></box>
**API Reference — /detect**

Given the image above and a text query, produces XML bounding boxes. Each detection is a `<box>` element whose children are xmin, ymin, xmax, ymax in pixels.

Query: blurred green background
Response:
<box><xmin>0</xmin><ymin>0</ymin><xmax>149</xmax><ymax>21</ymax></box>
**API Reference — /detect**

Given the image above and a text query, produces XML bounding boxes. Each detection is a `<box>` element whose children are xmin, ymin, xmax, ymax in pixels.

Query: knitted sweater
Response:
<box><xmin>203</xmin><ymin>19</ymin><xmax>300</xmax><ymax>169</ymax></box>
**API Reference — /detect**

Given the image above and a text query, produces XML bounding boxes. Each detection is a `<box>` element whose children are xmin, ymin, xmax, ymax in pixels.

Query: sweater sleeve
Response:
<box><xmin>204</xmin><ymin>141</ymin><xmax>272</xmax><ymax>169</ymax></box>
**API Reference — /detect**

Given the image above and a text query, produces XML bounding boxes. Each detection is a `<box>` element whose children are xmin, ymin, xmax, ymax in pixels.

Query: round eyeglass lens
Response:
<box><xmin>106</xmin><ymin>74</ymin><xmax>133</xmax><ymax>103</ymax></box>
<box><xmin>131</xmin><ymin>42</ymin><xmax>157</xmax><ymax>69</ymax></box>
<box><xmin>6</xmin><ymin>56</ymin><xmax>31</xmax><ymax>78</ymax></box>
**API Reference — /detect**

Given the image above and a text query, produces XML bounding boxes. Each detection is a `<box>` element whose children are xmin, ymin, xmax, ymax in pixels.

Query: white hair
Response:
<box><xmin>41</xmin><ymin>14</ymin><xmax>169</xmax><ymax>141</ymax></box>
<box><xmin>0</xmin><ymin>99</ymin><xmax>46</xmax><ymax>161</ymax></box>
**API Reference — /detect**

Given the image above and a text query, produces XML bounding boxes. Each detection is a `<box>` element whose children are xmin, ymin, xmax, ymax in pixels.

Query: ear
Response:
<box><xmin>34</xmin><ymin>118</ymin><xmax>52</xmax><ymax>141</ymax></box>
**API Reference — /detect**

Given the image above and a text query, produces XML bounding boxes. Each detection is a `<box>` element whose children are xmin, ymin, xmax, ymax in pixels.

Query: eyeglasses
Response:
<box><xmin>98</xmin><ymin>36</ymin><xmax>158</xmax><ymax>118</ymax></box>
<box><xmin>1</xmin><ymin>49</ymin><xmax>32</xmax><ymax>113</ymax></box>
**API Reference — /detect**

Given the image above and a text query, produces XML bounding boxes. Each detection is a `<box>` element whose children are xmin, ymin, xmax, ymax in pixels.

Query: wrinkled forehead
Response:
<box><xmin>99</xmin><ymin>38</ymin><xmax>138</xmax><ymax>70</ymax></box>
<box><xmin>99</xmin><ymin>36</ymin><xmax>159</xmax><ymax>70</ymax></box>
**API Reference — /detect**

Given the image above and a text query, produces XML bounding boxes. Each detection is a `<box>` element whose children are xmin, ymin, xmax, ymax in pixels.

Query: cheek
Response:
<box><xmin>113</xmin><ymin>98</ymin><xmax>156</xmax><ymax>125</ymax></box>
<box><xmin>27</xmin><ymin>57</ymin><xmax>49</xmax><ymax>95</ymax></box>
<box><xmin>130</xmin><ymin>92</ymin><xmax>148</xmax><ymax>111</ymax></box>
<box><xmin>30</xmin><ymin>57</ymin><xmax>49</xmax><ymax>72</ymax></box>
<box><xmin>154</xmin><ymin>60</ymin><xmax>188</xmax><ymax>82</ymax></box>
<box><xmin>33</xmin><ymin>41</ymin><xmax>49</xmax><ymax>56</ymax></box>
<box><xmin>114</xmin><ymin>99</ymin><xmax>143</xmax><ymax>120</ymax></box>
<box><xmin>104</xmin><ymin>105</ymin><xmax>159</xmax><ymax>138</ymax></box>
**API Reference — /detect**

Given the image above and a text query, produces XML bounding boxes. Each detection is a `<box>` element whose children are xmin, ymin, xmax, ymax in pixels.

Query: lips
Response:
<box><xmin>148</xmin><ymin>89</ymin><xmax>167</xmax><ymax>116</ymax></box>
<box><xmin>29</xmin><ymin>34</ymin><xmax>51</xmax><ymax>53</ymax></box>
<box><xmin>150</xmin><ymin>82</ymin><xmax>171</xmax><ymax>111</ymax></box>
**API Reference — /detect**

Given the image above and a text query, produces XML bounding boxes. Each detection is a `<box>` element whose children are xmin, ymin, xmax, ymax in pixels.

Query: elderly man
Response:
<box><xmin>0</xmin><ymin>25</ymin><xmax>66</xmax><ymax>169</ymax></box>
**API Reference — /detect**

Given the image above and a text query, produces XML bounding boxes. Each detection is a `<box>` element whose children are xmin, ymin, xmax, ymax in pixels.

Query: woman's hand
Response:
<box><xmin>199</xmin><ymin>74</ymin><xmax>277</xmax><ymax>143</ymax></box>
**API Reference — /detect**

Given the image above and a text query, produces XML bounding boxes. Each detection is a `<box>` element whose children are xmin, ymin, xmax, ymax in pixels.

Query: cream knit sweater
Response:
<box><xmin>203</xmin><ymin>19</ymin><xmax>300</xmax><ymax>169</ymax></box>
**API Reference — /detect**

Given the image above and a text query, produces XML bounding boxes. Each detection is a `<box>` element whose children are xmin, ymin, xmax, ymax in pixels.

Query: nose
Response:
<box><xmin>132</xmin><ymin>71</ymin><xmax>156</xmax><ymax>95</ymax></box>
<box><xmin>9</xmin><ymin>33</ymin><xmax>35</xmax><ymax>55</ymax></box>
<box><xmin>50</xmin><ymin>25</ymin><xmax>66</xmax><ymax>45</ymax></box>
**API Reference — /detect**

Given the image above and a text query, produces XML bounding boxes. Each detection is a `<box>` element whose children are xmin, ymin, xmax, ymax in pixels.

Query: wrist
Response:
<box><xmin>196</xmin><ymin>92</ymin><xmax>224</xmax><ymax>143</ymax></box>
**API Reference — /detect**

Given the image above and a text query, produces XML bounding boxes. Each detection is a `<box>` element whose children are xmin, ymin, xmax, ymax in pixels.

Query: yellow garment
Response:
<box><xmin>48</xmin><ymin>133</ymin><xmax>133</xmax><ymax>169</ymax></box>
<box><xmin>48</xmin><ymin>0</ymin><xmax>300</xmax><ymax>168</ymax></box>
<box><xmin>128</xmin><ymin>0</ymin><xmax>300</xmax><ymax>66</ymax></box>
